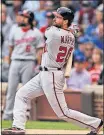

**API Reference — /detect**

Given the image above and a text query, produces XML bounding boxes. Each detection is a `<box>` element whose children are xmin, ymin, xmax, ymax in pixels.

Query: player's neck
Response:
<box><xmin>62</xmin><ymin>24</ymin><xmax>68</xmax><ymax>31</ymax></box>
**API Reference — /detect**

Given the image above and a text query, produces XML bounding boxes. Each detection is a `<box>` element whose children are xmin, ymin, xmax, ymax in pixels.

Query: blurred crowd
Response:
<box><xmin>1</xmin><ymin>0</ymin><xmax>104</xmax><ymax>91</ymax></box>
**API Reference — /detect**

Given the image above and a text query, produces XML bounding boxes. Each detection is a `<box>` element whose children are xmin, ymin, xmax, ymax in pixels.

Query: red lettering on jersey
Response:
<box><xmin>60</xmin><ymin>35</ymin><xmax>74</xmax><ymax>45</ymax></box>
<box><xmin>26</xmin><ymin>45</ymin><xmax>31</xmax><ymax>52</ymax></box>
<box><xmin>56</xmin><ymin>46</ymin><xmax>73</xmax><ymax>63</ymax></box>
<box><xmin>61</xmin><ymin>36</ymin><xmax>64</xmax><ymax>43</ymax></box>
<box><xmin>56</xmin><ymin>46</ymin><xmax>67</xmax><ymax>62</ymax></box>
<box><xmin>15</xmin><ymin>37</ymin><xmax>36</xmax><ymax>45</ymax></box>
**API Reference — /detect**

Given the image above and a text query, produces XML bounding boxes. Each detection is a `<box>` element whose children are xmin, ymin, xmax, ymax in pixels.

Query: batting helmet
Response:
<box><xmin>53</xmin><ymin>7</ymin><xmax>74</xmax><ymax>25</ymax></box>
<box><xmin>18</xmin><ymin>10</ymin><xmax>34</xmax><ymax>29</ymax></box>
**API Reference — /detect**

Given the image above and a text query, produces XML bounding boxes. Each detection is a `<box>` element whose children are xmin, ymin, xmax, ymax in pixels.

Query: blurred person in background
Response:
<box><xmin>84</xmin><ymin>42</ymin><xmax>94</xmax><ymax>62</ymax></box>
<box><xmin>60</xmin><ymin>1</ymin><xmax>71</xmax><ymax>7</ymax></box>
<box><xmin>73</xmin><ymin>1</ymin><xmax>95</xmax><ymax>30</ymax></box>
<box><xmin>11</xmin><ymin>10</ymin><xmax>37</xmax><ymax>30</ymax></box>
<box><xmin>98</xmin><ymin>68</ymin><xmax>104</xmax><ymax>85</ymax></box>
<box><xmin>91</xmin><ymin>22</ymin><xmax>103</xmax><ymax>50</ymax></box>
<box><xmin>85</xmin><ymin>4</ymin><xmax>103</xmax><ymax>38</ymax></box>
<box><xmin>1</xmin><ymin>11</ymin><xmax>27</xmax><ymax>82</ymax></box>
<box><xmin>22</xmin><ymin>1</ymin><xmax>40</xmax><ymax>12</ymax></box>
<box><xmin>52</xmin><ymin>0</ymin><xmax>60</xmax><ymax>9</ymax></box>
<box><xmin>34</xmin><ymin>1</ymin><xmax>47</xmax><ymax>29</ymax></box>
<box><xmin>34</xmin><ymin>1</ymin><xmax>54</xmax><ymax>28</ymax></box>
<box><xmin>60</xmin><ymin>1</ymin><xmax>74</xmax><ymax>10</ymax></box>
<box><xmin>66</xmin><ymin>54</ymin><xmax>91</xmax><ymax>91</ymax></box>
<box><xmin>0</xmin><ymin>3</ymin><xmax>13</xmax><ymax>82</ymax></box>
<box><xmin>0</xmin><ymin>3</ymin><xmax>13</xmax><ymax>58</ymax></box>
<box><xmin>2</xmin><ymin>0</ymin><xmax>13</xmax><ymax>5</ymax></box>
<box><xmin>3</xmin><ymin>10</ymin><xmax>44</xmax><ymax>120</ymax></box>
<box><xmin>84</xmin><ymin>42</ymin><xmax>95</xmax><ymax>70</ymax></box>
<box><xmin>89</xmin><ymin>48</ymin><xmax>103</xmax><ymax>84</ymax></box>
<box><xmin>40</xmin><ymin>11</ymin><xmax>54</xmax><ymax>34</ymax></box>
<box><xmin>74</xmin><ymin>36</ymin><xmax>88</xmax><ymax>58</ymax></box>
<box><xmin>44</xmin><ymin>0</ymin><xmax>54</xmax><ymax>11</ymax></box>
<box><xmin>90</xmin><ymin>0</ymin><xmax>103</xmax><ymax>8</ymax></box>
<box><xmin>1</xmin><ymin>3</ymin><xmax>12</xmax><ymax>23</ymax></box>
<box><xmin>7</xmin><ymin>0</ymin><xmax>25</xmax><ymax>23</ymax></box>
<box><xmin>60</xmin><ymin>0</ymin><xmax>76</xmax><ymax>13</ymax></box>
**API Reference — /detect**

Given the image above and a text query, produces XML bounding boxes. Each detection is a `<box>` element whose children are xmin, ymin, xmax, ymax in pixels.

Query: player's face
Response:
<box><xmin>53</xmin><ymin>13</ymin><xmax>64</xmax><ymax>28</ymax></box>
<box><xmin>19</xmin><ymin>16</ymin><xmax>29</xmax><ymax>27</ymax></box>
<box><xmin>16</xmin><ymin>14</ymin><xmax>23</xmax><ymax>25</ymax></box>
<box><xmin>23</xmin><ymin>16</ymin><xmax>29</xmax><ymax>24</ymax></box>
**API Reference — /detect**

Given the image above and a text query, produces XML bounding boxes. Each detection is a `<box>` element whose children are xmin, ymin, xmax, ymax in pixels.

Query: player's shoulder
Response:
<box><xmin>33</xmin><ymin>27</ymin><xmax>40</xmax><ymax>32</ymax></box>
<box><xmin>45</xmin><ymin>26</ymin><xmax>61</xmax><ymax>38</ymax></box>
<box><xmin>10</xmin><ymin>24</ymin><xmax>19</xmax><ymax>34</ymax></box>
<box><xmin>46</xmin><ymin>26</ymin><xmax>60</xmax><ymax>31</ymax></box>
<box><xmin>63</xmin><ymin>29</ymin><xmax>75</xmax><ymax>38</ymax></box>
<box><xmin>11</xmin><ymin>24</ymin><xmax>18</xmax><ymax>29</ymax></box>
<box><xmin>32</xmin><ymin>27</ymin><xmax>43</xmax><ymax>37</ymax></box>
<box><xmin>33</xmin><ymin>27</ymin><xmax>42</xmax><ymax>34</ymax></box>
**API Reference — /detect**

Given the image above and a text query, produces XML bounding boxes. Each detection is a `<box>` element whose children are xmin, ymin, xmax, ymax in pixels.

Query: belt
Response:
<box><xmin>14</xmin><ymin>59</ymin><xmax>34</xmax><ymax>61</ymax></box>
<box><xmin>39</xmin><ymin>66</ymin><xmax>61</xmax><ymax>71</ymax></box>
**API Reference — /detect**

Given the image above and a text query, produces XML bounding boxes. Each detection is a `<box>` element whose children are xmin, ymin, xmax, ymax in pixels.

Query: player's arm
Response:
<box><xmin>64</xmin><ymin>50</ymin><xmax>73</xmax><ymax>78</ymax></box>
<box><xmin>64</xmin><ymin>36</ymin><xmax>75</xmax><ymax>78</ymax></box>
<box><xmin>8</xmin><ymin>26</ymin><xmax>15</xmax><ymax>64</ymax></box>
<box><xmin>64</xmin><ymin>24</ymin><xmax>79</xmax><ymax>78</ymax></box>
<box><xmin>36</xmin><ymin>47</ymin><xmax>43</xmax><ymax>65</ymax></box>
<box><xmin>35</xmin><ymin>30</ymin><xmax>45</xmax><ymax>64</ymax></box>
<box><xmin>8</xmin><ymin>46</ymin><xmax>14</xmax><ymax>64</ymax></box>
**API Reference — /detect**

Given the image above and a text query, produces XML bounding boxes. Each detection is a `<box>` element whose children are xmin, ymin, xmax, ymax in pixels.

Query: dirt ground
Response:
<box><xmin>26</xmin><ymin>129</ymin><xmax>103</xmax><ymax>134</ymax></box>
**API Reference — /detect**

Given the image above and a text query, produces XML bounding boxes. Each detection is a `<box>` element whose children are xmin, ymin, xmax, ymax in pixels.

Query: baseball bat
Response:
<box><xmin>64</xmin><ymin>51</ymin><xmax>73</xmax><ymax>78</ymax></box>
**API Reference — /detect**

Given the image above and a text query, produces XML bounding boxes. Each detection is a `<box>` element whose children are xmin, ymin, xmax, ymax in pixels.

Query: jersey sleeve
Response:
<box><xmin>45</xmin><ymin>26</ymin><xmax>54</xmax><ymax>39</ymax></box>
<box><xmin>8</xmin><ymin>25</ymin><xmax>15</xmax><ymax>46</ymax></box>
<box><xmin>35</xmin><ymin>30</ymin><xmax>45</xmax><ymax>48</ymax></box>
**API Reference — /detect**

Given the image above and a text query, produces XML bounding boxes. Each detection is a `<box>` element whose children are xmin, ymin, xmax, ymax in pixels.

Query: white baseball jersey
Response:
<box><xmin>9</xmin><ymin>26</ymin><xmax>44</xmax><ymax>60</ymax></box>
<box><xmin>41</xmin><ymin>26</ymin><xmax>75</xmax><ymax>68</ymax></box>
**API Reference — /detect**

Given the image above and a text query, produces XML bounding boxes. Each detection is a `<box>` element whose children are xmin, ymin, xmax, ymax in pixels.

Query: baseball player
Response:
<box><xmin>2</xmin><ymin>7</ymin><xmax>103</xmax><ymax>135</ymax></box>
<box><xmin>3</xmin><ymin>10</ymin><xmax>44</xmax><ymax>120</ymax></box>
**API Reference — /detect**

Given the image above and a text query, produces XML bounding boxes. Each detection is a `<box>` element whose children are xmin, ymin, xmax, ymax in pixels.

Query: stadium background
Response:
<box><xmin>1</xmin><ymin>0</ymin><xmax>103</xmax><ymax>134</ymax></box>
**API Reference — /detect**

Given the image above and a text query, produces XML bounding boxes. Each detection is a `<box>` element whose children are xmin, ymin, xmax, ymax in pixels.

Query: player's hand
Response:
<box><xmin>68</xmin><ymin>23</ymin><xmax>80</xmax><ymax>37</ymax></box>
<box><xmin>65</xmin><ymin>76</ymin><xmax>70</xmax><ymax>79</ymax></box>
<box><xmin>3</xmin><ymin>56</ymin><xmax>11</xmax><ymax>65</ymax></box>
<box><xmin>8</xmin><ymin>58</ymin><xmax>11</xmax><ymax>65</ymax></box>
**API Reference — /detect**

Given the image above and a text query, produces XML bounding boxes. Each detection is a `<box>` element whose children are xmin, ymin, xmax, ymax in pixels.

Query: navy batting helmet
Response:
<box><xmin>53</xmin><ymin>7</ymin><xmax>74</xmax><ymax>25</ymax></box>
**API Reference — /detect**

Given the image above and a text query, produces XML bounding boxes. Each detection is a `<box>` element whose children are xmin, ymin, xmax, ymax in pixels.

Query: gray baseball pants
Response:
<box><xmin>12</xmin><ymin>70</ymin><xmax>101</xmax><ymax>131</ymax></box>
<box><xmin>3</xmin><ymin>60</ymin><xmax>35</xmax><ymax>120</ymax></box>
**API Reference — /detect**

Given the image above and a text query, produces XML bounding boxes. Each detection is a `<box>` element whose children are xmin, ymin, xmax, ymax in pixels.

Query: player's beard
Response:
<box><xmin>53</xmin><ymin>21</ymin><xmax>62</xmax><ymax>28</ymax></box>
<box><xmin>19</xmin><ymin>22</ymin><xmax>29</xmax><ymax>27</ymax></box>
<box><xmin>53</xmin><ymin>23</ymin><xmax>62</xmax><ymax>28</ymax></box>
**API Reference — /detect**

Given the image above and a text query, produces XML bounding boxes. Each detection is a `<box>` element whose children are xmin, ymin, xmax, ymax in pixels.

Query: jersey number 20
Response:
<box><xmin>56</xmin><ymin>46</ymin><xmax>73</xmax><ymax>62</ymax></box>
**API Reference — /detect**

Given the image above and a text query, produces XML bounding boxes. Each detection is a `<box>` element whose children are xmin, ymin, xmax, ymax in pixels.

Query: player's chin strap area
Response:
<box><xmin>39</xmin><ymin>66</ymin><xmax>62</xmax><ymax>71</ymax></box>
